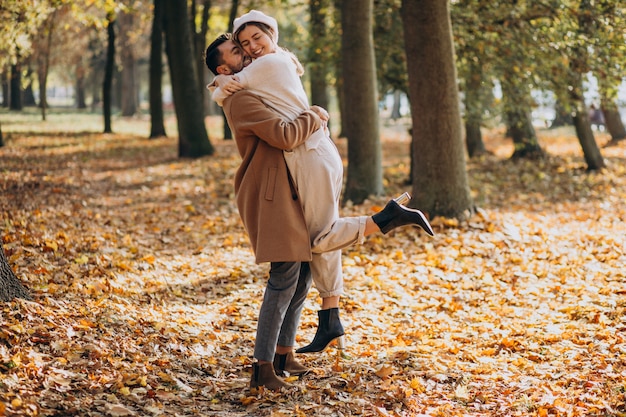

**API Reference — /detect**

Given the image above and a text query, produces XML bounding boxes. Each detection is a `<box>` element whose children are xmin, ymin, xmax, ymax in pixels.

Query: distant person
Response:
<box><xmin>589</xmin><ymin>104</ymin><xmax>605</xmax><ymax>131</ymax></box>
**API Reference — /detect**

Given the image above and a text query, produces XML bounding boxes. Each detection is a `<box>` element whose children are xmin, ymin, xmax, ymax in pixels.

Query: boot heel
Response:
<box><xmin>336</xmin><ymin>335</ymin><xmax>345</xmax><ymax>350</ymax></box>
<box><xmin>394</xmin><ymin>192</ymin><xmax>412</xmax><ymax>205</ymax></box>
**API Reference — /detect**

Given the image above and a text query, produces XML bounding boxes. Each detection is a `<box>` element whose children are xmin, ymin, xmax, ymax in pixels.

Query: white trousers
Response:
<box><xmin>284</xmin><ymin>129</ymin><xmax>367</xmax><ymax>298</ymax></box>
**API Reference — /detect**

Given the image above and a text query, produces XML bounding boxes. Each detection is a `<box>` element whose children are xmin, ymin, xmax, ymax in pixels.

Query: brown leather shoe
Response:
<box><xmin>250</xmin><ymin>362</ymin><xmax>292</xmax><ymax>391</ymax></box>
<box><xmin>274</xmin><ymin>351</ymin><xmax>308</xmax><ymax>376</ymax></box>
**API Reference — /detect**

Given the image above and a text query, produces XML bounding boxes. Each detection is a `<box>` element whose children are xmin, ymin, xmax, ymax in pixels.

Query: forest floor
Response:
<box><xmin>1</xmin><ymin>111</ymin><xmax>625</xmax><ymax>417</ymax></box>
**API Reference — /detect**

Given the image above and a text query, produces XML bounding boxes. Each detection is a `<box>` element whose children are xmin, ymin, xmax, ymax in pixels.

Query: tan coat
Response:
<box><xmin>223</xmin><ymin>91</ymin><xmax>322</xmax><ymax>263</ymax></box>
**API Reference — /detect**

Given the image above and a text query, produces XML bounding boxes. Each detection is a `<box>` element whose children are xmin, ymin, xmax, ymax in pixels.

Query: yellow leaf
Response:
<box><xmin>119</xmin><ymin>386</ymin><xmax>130</xmax><ymax>396</ymax></box>
<box><xmin>75</xmin><ymin>254</ymin><xmax>89</xmax><ymax>264</ymax></box>
<box><xmin>43</xmin><ymin>240</ymin><xmax>58</xmax><ymax>252</ymax></box>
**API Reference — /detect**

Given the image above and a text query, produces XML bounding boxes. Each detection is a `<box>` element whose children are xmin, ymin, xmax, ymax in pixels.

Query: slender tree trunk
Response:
<box><xmin>309</xmin><ymin>0</ymin><xmax>330</xmax><ymax>112</ymax></box>
<box><xmin>550</xmin><ymin>100</ymin><xmax>574</xmax><ymax>128</ymax></box>
<box><xmin>76</xmin><ymin>62</ymin><xmax>87</xmax><ymax>109</ymax></box>
<box><xmin>222</xmin><ymin>0</ymin><xmax>239</xmax><ymax>140</ymax></box>
<box><xmin>23</xmin><ymin>66</ymin><xmax>36</xmax><ymax>107</ymax></box>
<box><xmin>568</xmin><ymin>76</ymin><xmax>604</xmax><ymax>170</ymax></box>
<box><xmin>341</xmin><ymin>0</ymin><xmax>382</xmax><ymax>204</ymax></box>
<box><xmin>402</xmin><ymin>0</ymin><xmax>473</xmax><ymax>219</ymax></box>
<box><xmin>164</xmin><ymin>0</ymin><xmax>213</xmax><ymax>157</ymax></box>
<box><xmin>0</xmin><ymin>242</ymin><xmax>31</xmax><ymax>302</ymax></box>
<box><xmin>193</xmin><ymin>0</ymin><xmax>211</xmax><ymax>115</ymax></box>
<box><xmin>149</xmin><ymin>0</ymin><xmax>167</xmax><ymax>138</ymax></box>
<box><xmin>569</xmin><ymin>0</ymin><xmax>604</xmax><ymax>170</ymax></box>
<box><xmin>10</xmin><ymin>63</ymin><xmax>22</xmax><ymax>111</ymax></box>
<box><xmin>332</xmin><ymin>1</ymin><xmax>345</xmax><ymax>138</ymax></box>
<box><xmin>501</xmin><ymin>71</ymin><xmax>545</xmax><ymax>160</ymax></box>
<box><xmin>601</xmin><ymin>99</ymin><xmax>626</xmax><ymax>143</ymax></box>
<box><xmin>1</xmin><ymin>69</ymin><xmax>8</xmax><ymax>107</ymax></box>
<box><xmin>119</xmin><ymin>10</ymin><xmax>138</xmax><ymax>117</ymax></box>
<box><xmin>464</xmin><ymin>63</ymin><xmax>487</xmax><ymax>157</ymax></box>
<box><xmin>0</xmin><ymin>122</ymin><xmax>4</xmax><ymax>147</ymax></box>
<box><xmin>390</xmin><ymin>90</ymin><xmax>402</xmax><ymax>120</ymax></box>
<box><xmin>103</xmin><ymin>13</ymin><xmax>116</xmax><ymax>133</ymax></box>
<box><xmin>38</xmin><ymin>16</ymin><xmax>55</xmax><ymax>121</ymax></box>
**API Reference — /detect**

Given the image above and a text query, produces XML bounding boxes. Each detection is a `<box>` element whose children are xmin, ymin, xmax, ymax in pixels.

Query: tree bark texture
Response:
<box><xmin>464</xmin><ymin>63</ymin><xmax>487</xmax><ymax>158</ymax></box>
<box><xmin>309</xmin><ymin>0</ymin><xmax>330</xmax><ymax>112</ymax></box>
<box><xmin>340</xmin><ymin>0</ymin><xmax>383</xmax><ymax>204</ymax></box>
<box><xmin>10</xmin><ymin>63</ymin><xmax>22</xmax><ymax>111</ymax></box>
<box><xmin>570</xmin><ymin>0</ymin><xmax>604</xmax><ymax>170</ymax></box>
<box><xmin>0</xmin><ymin>242</ymin><xmax>31</xmax><ymax>302</ymax></box>
<box><xmin>601</xmin><ymin>99</ymin><xmax>626</xmax><ymax>142</ymax></box>
<box><xmin>103</xmin><ymin>13</ymin><xmax>116</xmax><ymax>134</ymax></box>
<box><xmin>402</xmin><ymin>0</ymin><xmax>473</xmax><ymax>219</ymax></box>
<box><xmin>164</xmin><ymin>0</ymin><xmax>213</xmax><ymax>157</ymax></box>
<box><xmin>574</xmin><ymin>104</ymin><xmax>606</xmax><ymax>170</ymax></box>
<box><xmin>119</xmin><ymin>10</ymin><xmax>138</xmax><ymax>117</ymax></box>
<box><xmin>149</xmin><ymin>0</ymin><xmax>167</xmax><ymax>139</ymax></box>
<box><xmin>501</xmin><ymin>69</ymin><xmax>545</xmax><ymax>160</ymax></box>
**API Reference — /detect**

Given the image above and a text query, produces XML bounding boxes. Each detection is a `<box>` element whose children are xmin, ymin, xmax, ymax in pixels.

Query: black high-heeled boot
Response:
<box><xmin>372</xmin><ymin>199</ymin><xmax>434</xmax><ymax>236</ymax></box>
<box><xmin>296</xmin><ymin>308</ymin><xmax>345</xmax><ymax>354</ymax></box>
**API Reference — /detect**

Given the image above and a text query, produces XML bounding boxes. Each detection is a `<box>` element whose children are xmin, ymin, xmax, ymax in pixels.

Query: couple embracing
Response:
<box><xmin>204</xmin><ymin>10</ymin><xmax>434</xmax><ymax>392</ymax></box>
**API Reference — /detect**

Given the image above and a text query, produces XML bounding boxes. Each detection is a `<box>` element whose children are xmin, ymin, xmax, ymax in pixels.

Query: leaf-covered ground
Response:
<box><xmin>1</xmin><ymin>112</ymin><xmax>625</xmax><ymax>417</ymax></box>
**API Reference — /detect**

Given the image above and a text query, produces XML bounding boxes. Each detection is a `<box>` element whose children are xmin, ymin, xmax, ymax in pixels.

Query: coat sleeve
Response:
<box><xmin>226</xmin><ymin>91</ymin><xmax>321</xmax><ymax>151</ymax></box>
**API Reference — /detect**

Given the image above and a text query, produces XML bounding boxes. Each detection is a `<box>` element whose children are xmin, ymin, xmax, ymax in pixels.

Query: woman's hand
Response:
<box><xmin>215</xmin><ymin>75</ymin><xmax>244</xmax><ymax>95</ymax></box>
<box><xmin>310</xmin><ymin>105</ymin><xmax>329</xmax><ymax>122</ymax></box>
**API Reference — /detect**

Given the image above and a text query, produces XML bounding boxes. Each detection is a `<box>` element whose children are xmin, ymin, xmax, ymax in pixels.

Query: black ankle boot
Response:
<box><xmin>372</xmin><ymin>199</ymin><xmax>434</xmax><ymax>236</ymax></box>
<box><xmin>296</xmin><ymin>308</ymin><xmax>345</xmax><ymax>354</ymax></box>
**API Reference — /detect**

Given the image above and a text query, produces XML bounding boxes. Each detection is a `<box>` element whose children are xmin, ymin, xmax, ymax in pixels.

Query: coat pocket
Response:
<box><xmin>264</xmin><ymin>166</ymin><xmax>277</xmax><ymax>201</ymax></box>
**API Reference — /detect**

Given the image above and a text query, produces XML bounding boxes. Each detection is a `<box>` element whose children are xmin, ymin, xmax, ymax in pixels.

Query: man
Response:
<box><xmin>205</xmin><ymin>34</ymin><xmax>329</xmax><ymax>391</ymax></box>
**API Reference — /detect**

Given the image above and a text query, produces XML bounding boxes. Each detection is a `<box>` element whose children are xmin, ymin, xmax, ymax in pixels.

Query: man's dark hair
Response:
<box><xmin>205</xmin><ymin>33</ymin><xmax>232</xmax><ymax>75</ymax></box>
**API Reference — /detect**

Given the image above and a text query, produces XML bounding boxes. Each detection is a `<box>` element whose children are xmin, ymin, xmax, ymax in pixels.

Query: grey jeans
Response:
<box><xmin>253</xmin><ymin>261</ymin><xmax>312</xmax><ymax>362</ymax></box>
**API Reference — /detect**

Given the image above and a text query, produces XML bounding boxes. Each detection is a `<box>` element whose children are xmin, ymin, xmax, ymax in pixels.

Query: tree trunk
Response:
<box><xmin>37</xmin><ymin>12</ymin><xmax>56</xmax><ymax>121</ymax></box>
<box><xmin>222</xmin><ymin>0</ymin><xmax>239</xmax><ymax>141</ymax></box>
<box><xmin>164</xmin><ymin>0</ymin><xmax>213</xmax><ymax>157</ymax></box>
<box><xmin>1</xmin><ymin>70</ymin><xmax>8</xmax><ymax>107</ymax></box>
<box><xmin>193</xmin><ymin>0</ymin><xmax>211</xmax><ymax>115</ymax></box>
<box><xmin>0</xmin><ymin>122</ymin><xmax>4</xmax><ymax>147</ymax></box>
<box><xmin>501</xmin><ymin>72</ymin><xmax>545</xmax><ymax>160</ymax></box>
<box><xmin>402</xmin><ymin>0</ymin><xmax>473</xmax><ymax>219</ymax></box>
<box><xmin>601</xmin><ymin>99</ymin><xmax>626</xmax><ymax>143</ymax></box>
<box><xmin>103</xmin><ymin>13</ymin><xmax>116</xmax><ymax>133</ymax></box>
<box><xmin>573</xmin><ymin>103</ymin><xmax>605</xmax><ymax>170</ymax></box>
<box><xmin>0</xmin><ymin>242</ymin><xmax>31</xmax><ymax>302</ymax></box>
<box><xmin>464</xmin><ymin>63</ymin><xmax>487</xmax><ymax>158</ymax></box>
<box><xmin>119</xmin><ymin>10</ymin><xmax>138</xmax><ymax>117</ymax></box>
<box><xmin>465</xmin><ymin>120</ymin><xmax>486</xmax><ymax>158</ymax></box>
<box><xmin>76</xmin><ymin>62</ymin><xmax>87</xmax><ymax>109</ymax></box>
<box><xmin>341</xmin><ymin>0</ymin><xmax>382</xmax><ymax>204</ymax></box>
<box><xmin>23</xmin><ymin>66</ymin><xmax>36</xmax><ymax>107</ymax></box>
<box><xmin>390</xmin><ymin>90</ymin><xmax>402</xmax><ymax>120</ymax></box>
<box><xmin>149</xmin><ymin>0</ymin><xmax>167</xmax><ymax>139</ymax></box>
<box><xmin>550</xmin><ymin>100</ymin><xmax>574</xmax><ymax>128</ymax></box>
<box><xmin>10</xmin><ymin>63</ymin><xmax>22</xmax><ymax>111</ymax></box>
<box><xmin>569</xmin><ymin>0</ymin><xmax>604</xmax><ymax>170</ymax></box>
<box><xmin>309</xmin><ymin>0</ymin><xmax>330</xmax><ymax>112</ymax></box>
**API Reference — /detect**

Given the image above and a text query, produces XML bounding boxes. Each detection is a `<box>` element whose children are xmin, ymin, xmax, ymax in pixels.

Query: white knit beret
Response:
<box><xmin>233</xmin><ymin>10</ymin><xmax>279</xmax><ymax>43</ymax></box>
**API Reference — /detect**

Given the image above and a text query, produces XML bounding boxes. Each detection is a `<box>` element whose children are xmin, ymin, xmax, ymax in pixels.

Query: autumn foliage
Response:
<box><xmin>1</xmin><ymin>113</ymin><xmax>625</xmax><ymax>416</ymax></box>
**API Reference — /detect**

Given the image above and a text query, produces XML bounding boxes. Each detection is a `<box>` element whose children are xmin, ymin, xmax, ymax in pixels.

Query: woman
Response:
<box><xmin>205</xmin><ymin>10</ymin><xmax>434</xmax><ymax>390</ymax></box>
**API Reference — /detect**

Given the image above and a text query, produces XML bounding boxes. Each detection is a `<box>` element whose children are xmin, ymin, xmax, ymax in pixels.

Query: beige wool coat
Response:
<box><xmin>223</xmin><ymin>91</ymin><xmax>323</xmax><ymax>263</ymax></box>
